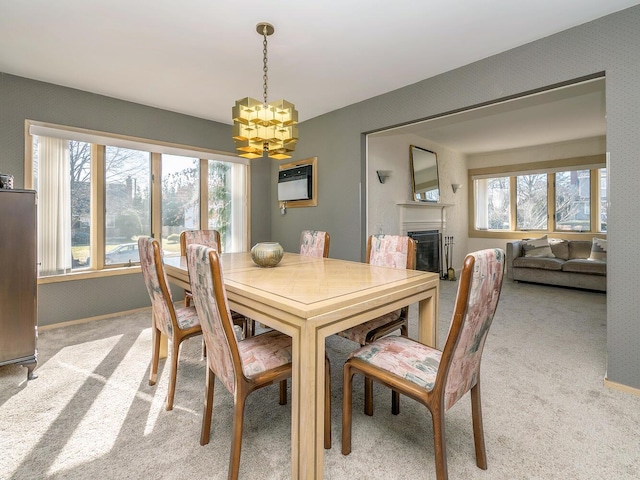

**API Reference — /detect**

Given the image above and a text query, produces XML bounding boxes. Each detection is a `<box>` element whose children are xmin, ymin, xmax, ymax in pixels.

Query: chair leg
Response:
<box><xmin>166</xmin><ymin>339</ymin><xmax>180</xmax><ymax>411</ymax></box>
<box><xmin>341</xmin><ymin>363</ymin><xmax>354</xmax><ymax>455</ymax></box>
<box><xmin>392</xmin><ymin>321</ymin><xmax>409</xmax><ymax>415</ymax></box>
<box><xmin>471</xmin><ymin>383</ymin><xmax>487</xmax><ymax>470</ymax></box>
<box><xmin>229</xmin><ymin>393</ymin><xmax>247</xmax><ymax>480</ymax></box>
<box><xmin>201</xmin><ymin>338</ymin><xmax>207</xmax><ymax>359</ymax></box>
<box><xmin>431</xmin><ymin>407</ymin><xmax>448</xmax><ymax>480</ymax></box>
<box><xmin>324</xmin><ymin>357</ymin><xmax>332</xmax><ymax>449</ymax></box>
<box><xmin>149</xmin><ymin>325</ymin><xmax>161</xmax><ymax>386</ymax></box>
<box><xmin>391</xmin><ymin>390</ymin><xmax>400</xmax><ymax>415</ymax></box>
<box><xmin>364</xmin><ymin>377</ymin><xmax>374</xmax><ymax>416</ymax></box>
<box><xmin>246</xmin><ymin>318</ymin><xmax>255</xmax><ymax>337</ymax></box>
<box><xmin>279</xmin><ymin>380</ymin><xmax>287</xmax><ymax>405</ymax></box>
<box><xmin>200</xmin><ymin>366</ymin><xmax>216</xmax><ymax>445</ymax></box>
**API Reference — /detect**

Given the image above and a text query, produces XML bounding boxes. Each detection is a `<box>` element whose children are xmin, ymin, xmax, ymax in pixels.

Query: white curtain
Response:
<box><xmin>37</xmin><ymin>136</ymin><xmax>72</xmax><ymax>275</ymax></box>
<box><xmin>229</xmin><ymin>163</ymin><xmax>248</xmax><ymax>252</ymax></box>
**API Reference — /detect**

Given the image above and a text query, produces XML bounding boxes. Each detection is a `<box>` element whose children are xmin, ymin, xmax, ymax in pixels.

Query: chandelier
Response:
<box><xmin>232</xmin><ymin>22</ymin><xmax>298</xmax><ymax>160</ymax></box>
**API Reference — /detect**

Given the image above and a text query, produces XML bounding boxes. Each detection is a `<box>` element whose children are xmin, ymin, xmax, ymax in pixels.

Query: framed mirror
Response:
<box><xmin>409</xmin><ymin>145</ymin><xmax>439</xmax><ymax>202</ymax></box>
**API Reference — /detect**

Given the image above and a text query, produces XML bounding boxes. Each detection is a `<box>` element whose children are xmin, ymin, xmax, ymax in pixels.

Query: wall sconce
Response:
<box><xmin>280</xmin><ymin>201</ymin><xmax>287</xmax><ymax>215</ymax></box>
<box><xmin>377</xmin><ymin>170</ymin><xmax>391</xmax><ymax>184</ymax></box>
<box><xmin>451</xmin><ymin>183</ymin><xmax>462</xmax><ymax>194</ymax></box>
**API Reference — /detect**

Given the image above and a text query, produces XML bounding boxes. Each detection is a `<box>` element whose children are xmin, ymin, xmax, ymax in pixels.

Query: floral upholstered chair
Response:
<box><xmin>180</xmin><ymin>230</ymin><xmax>221</xmax><ymax>307</ymax></box>
<box><xmin>186</xmin><ymin>244</ymin><xmax>332</xmax><ymax>479</ymax></box>
<box><xmin>180</xmin><ymin>229</ymin><xmax>253</xmax><ymax>338</ymax></box>
<box><xmin>299</xmin><ymin>230</ymin><xmax>330</xmax><ymax>258</ymax></box>
<box><xmin>138</xmin><ymin>236</ymin><xmax>202</xmax><ymax>411</ymax></box>
<box><xmin>337</xmin><ymin>234</ymin><xmax>416</xmax><ymax>416</ymax></box>
<box><xmin>342</xmin><ymin>248</ymin><xmax>505</xmax><ymax>480</ymax></box>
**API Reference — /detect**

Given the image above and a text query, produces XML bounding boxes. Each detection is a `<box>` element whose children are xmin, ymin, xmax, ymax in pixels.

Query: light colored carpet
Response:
<box><xmin>1</xmin><ymin>280</ymin><xmax>639</xmax><ymax>479</ymax></box>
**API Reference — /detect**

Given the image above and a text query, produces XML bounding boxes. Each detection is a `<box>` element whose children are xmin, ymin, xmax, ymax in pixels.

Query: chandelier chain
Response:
<box><xmin>262</xmin><ymin>26</ymin><xmax>268</xmax><ymax>106</ymax></box>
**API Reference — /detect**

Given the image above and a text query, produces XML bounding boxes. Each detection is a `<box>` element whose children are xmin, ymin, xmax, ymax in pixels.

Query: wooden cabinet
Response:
<box><xmin>0</xmin><ymin>189</ymin><xmax>38</xmax><ymax>380</ymax></box>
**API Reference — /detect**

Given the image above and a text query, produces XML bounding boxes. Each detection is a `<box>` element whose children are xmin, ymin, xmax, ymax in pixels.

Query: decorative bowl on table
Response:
<box><xmin>250</xmin><ymin>242</ymin><xmax>284</xmax><ymax>267</ymax></box>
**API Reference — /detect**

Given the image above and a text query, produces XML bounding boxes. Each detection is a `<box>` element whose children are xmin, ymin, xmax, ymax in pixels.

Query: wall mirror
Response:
<box><xmin>409</xmin><ymin>145</ymin><xmax>439</xmax><ymax>202</ymax></box>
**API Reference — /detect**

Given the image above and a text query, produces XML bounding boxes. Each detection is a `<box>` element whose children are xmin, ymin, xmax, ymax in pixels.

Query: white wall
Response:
<box><xmin>367</xmin><ymin>133</ymin><xmax>468</xmax><ymax>270</ymax></box>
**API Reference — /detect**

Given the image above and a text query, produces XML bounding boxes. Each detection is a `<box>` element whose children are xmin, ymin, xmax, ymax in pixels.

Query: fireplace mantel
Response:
<box><xmin>397</xmin><ymin>202</ymin><xmax>453</xmax><ymax>234</ymax></box>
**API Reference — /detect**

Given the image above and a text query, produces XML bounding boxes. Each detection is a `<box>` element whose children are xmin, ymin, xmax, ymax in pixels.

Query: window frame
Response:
<box><xmin>25</xmin><ymin>120</ymin><xmax>250</xmax><ymax>282</ymax></box>
<box><xmin>468</xmin><ymin>154</ymin><xmax>606</xmax><ymax>240</ymax></box>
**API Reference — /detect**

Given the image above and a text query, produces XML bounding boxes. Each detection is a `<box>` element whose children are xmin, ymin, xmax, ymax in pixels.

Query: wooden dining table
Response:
<box><xmin>164</xmin><ymin>251</ymin><xmax>440</xmax><ymax>480</ymax></box>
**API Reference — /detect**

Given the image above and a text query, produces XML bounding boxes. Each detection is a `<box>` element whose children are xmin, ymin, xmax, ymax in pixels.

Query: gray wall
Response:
<box><xmin>270</xmin><ymin>6</ymin><xmax>640</xmax><ymax>390</ymax></box>
<box><xmin>0</xmin><ymin>73</ymin><xmax>270</xmax><ymax>326</ymax></box>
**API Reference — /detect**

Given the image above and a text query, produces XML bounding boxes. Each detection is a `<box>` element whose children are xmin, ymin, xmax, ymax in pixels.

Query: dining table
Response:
<box><xmin>164</xmin><ymin>251</ymin><xmax>440</xmax><ymax>480</ymax></box>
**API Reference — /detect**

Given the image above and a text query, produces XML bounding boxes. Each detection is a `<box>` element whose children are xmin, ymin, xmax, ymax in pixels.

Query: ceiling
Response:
<box><xmin>374</xmin><ymin>77</ymin><xmax>606</xmax><ymax>154</ymax></box>
<box><xmin>1</xmin><ymin>1</ymin><xmax>633</xmax><ymax>152</ymax></box>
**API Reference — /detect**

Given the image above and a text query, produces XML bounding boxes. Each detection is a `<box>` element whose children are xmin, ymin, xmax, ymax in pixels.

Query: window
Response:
<box><xmin>470</xmin><ymin>155</ymin><xmax>606</xmax><ymax>237</ymax></box>
<box><xmin>517</xmin><ymin>174</ymin><xmax>547</xmax><ymax>230</ymax></box>
<box><xmin>475</xmin><ymin>177</ymin><xmax>510</xmax><ymax>230</ymax></box>
<box><xmin>555</xmin><ymin>169</ymin><xmax>590</xmax><ymax>232</ymax></box>
<box><xmin>599</xmin><ymin>168</ymin><xmax>607</xmax><ymax>232</ymax></box>
<box><xmin>105</xmin><ymin>147</ymin><xmax>151</xmax><ymax>265</ymax></box>
<box><xmin>161</xmin><ymin>154</ymin><xmax>199</xmax><ymax>257</ymax></box>
<box><xmin>27</xmin><ymin>121</ymin><xmax>249</xmax><ymax>277</ymax></box>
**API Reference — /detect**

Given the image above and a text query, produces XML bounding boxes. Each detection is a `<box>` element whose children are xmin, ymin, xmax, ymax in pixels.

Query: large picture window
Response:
<box><xmin>27</xmin><ymin>122</ymin><xmax>249</xmax><ymax>277</ymax></box>
<box><xmin>470</xmin><ymin>155</ymin><xmax>606</xmax><ymax>238</ymax></box>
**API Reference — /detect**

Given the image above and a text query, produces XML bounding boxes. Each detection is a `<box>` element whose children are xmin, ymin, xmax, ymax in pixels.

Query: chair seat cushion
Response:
<box><xmin>338</xmin><ymin>310</ymin><xmax>402</xmax><ymax>344</ymax></box>
<box><xmin>349</xmin><ymin>336</ymin><xmax>441</xmax><ymax>390</ymax></box>
<box><xmin>239</xmin><ymin>329</ymin><xmax>292</xmax><ymax>378</ymax></box>
<box><xmin>174</xmin><ymin>306</ymin><xmax>200</xmax><ymax>330</ymax></box>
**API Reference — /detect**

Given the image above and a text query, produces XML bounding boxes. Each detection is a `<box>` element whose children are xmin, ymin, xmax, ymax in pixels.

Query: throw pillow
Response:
<box><xmin>522</xmin><ymin>235</ymin><xmax>555</xmax><ymax>258</ymax></box>
<box><xmin>589</xmin><ymin>237</ymin><xmax>607</xmax><ymax>261</ymax></box>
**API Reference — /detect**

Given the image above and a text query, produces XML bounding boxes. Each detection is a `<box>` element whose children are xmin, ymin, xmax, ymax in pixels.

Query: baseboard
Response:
<box><xmin>604</xmin><ymin>377</ymin><xmax>640</xmax><ymax>397</ymax></box>
<box><xmin>38</xmin><ymin>306</ymin><xmax>151</xmax><ymax>331</ymax></box>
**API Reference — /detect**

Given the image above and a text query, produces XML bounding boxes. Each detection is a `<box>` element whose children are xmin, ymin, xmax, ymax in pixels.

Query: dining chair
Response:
<box><xmin>186</xmin><ymin>244</ymin><xmax>332</xmax><ymax>480</ymax></box>
<box><xmin>180</xmin><ymin>229</ymin><xmax>254</xmax><ymax>338</ymax></box>
<box><xmin>179</xmin><ymin>230</ymin><xmax>221</xmax><ymax>307</ymax></box>
<box><xmin>299</xmin><ymin>230</ymin><xmax>330</xmax><ymax>258</ymax></box>
<box><xmin>336</xmin><ymin>234</ymin><xmax>416</xmax><ymax>416</ymax></box>
<box><xmin>138</xmin><ymin>236</ymin><xmax>202</xmax><ymax>411</ymax></box>
<box><xmin>342</xmin><ymin>248</ymin><xmax>505</xmax><ymax>480</ymax></box>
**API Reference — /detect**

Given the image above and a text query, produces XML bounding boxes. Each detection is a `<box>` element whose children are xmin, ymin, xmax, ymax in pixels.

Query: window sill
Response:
<box><xmin>469</xmin><ymin>230</ymin><xmax>606</xmax><ymax>241</ymax></box>
<box><xmin>37</xmin><ymin>265</ymin><xmax>142</xmax><ymax>285</ymax></box>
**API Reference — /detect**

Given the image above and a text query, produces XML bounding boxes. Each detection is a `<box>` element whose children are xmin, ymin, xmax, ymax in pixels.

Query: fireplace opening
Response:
<box><xmin>407</xmin><ymin>230</ymin><xmax>441</xmax><ymax>277</ymax></box>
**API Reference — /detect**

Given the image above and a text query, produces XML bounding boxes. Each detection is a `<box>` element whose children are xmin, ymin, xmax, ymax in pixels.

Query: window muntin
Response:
<box><xmin>104</xmin><ymin>146</ymin><xmax>151</xmax><ymax>266</ymax></box>
<box><xmin>555</xmin><ymin>169</ymin><xmax>590</xmax><ymax>232</ymax></box>
<box><xmin>516</xmin><ymin>174</ymin><xmax>548</xmax><ymax>230</ymax></box>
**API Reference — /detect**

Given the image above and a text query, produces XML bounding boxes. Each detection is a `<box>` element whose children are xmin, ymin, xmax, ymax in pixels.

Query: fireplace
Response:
<box><xmin>408</xmin><ymin>230</ymin><xmax>441</xmax><ymax>276</ymax></box>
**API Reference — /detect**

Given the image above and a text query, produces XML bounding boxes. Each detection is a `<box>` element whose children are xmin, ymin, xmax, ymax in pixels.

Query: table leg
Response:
<box><xmin>417</xmin><ymin>286</ymin><xmax>439</xmax><ymax>348</ymax></box>
<box><xmin>290</xmin><ymin>322</ymin><xmax>325</xmax><ymax>479</ymax></box>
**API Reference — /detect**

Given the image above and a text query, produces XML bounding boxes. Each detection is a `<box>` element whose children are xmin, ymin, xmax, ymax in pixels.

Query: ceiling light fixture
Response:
<box><xmin>232</xmin><ymin>22</ymin><xmax>298</xmax><ymax>160</ymax></box>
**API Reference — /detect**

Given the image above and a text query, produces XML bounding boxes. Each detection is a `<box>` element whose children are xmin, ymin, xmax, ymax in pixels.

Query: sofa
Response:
<box><xmin>506</xmin><ymin>236</ymin><xmax>606</xmax><ymax>292</ymax></box>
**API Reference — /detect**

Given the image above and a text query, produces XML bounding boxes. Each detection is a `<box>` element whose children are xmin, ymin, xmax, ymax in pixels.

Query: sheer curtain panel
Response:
<box><xmin>37</xmin><ymin>136</ymin><xmax>72</xmax><ymax>275</ymax></box>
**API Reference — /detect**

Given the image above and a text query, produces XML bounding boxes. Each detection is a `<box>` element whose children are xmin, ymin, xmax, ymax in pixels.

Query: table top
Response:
<box><xmin>164</xmin><ymin>251</ymin><xmax>438</xmax><ymax>318</ymax></box>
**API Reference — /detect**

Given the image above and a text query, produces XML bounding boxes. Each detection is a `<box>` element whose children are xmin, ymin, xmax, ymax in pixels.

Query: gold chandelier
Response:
<box><xmin>232</xmin><ymin>22</ymin><xmax>298</xmax><ymax>160</ymax></box>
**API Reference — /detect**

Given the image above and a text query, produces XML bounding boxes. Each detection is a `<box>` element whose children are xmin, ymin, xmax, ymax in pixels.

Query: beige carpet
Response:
<box><xmin>1</xmin><ymin>280</ymin><xmax>639</xmax><ymax>479</ymax></box>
